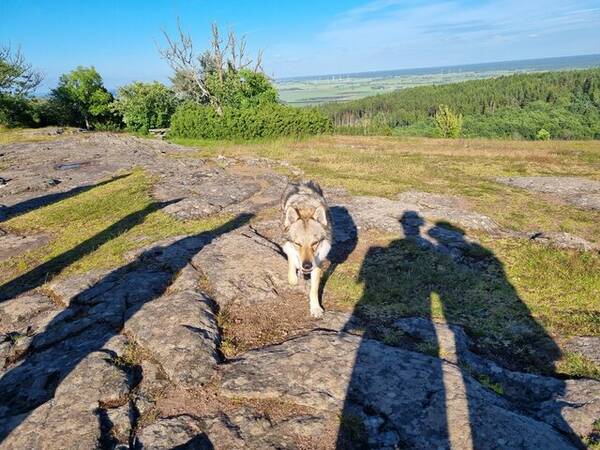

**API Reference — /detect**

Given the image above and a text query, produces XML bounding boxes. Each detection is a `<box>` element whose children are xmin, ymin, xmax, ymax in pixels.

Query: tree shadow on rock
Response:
<box><xmin>0</xmin><ymin>197</ymin><xmax>177</xmax><ymax>302</ymax></box>
<box><xmin>0</xmin><ymin>213</ymin><xmax>253</xmax><ymax>444</ymax></box>
<box><xmin>337</xmin><ymin>211</ymin><xmax>581</xmax><ymax>449</ymax></box>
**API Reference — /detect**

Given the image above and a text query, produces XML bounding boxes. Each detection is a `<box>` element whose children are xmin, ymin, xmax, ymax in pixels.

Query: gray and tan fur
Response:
<box><xmin>281</xmin><ymin>180</ymin><xmax>332</xmax><ymax>318</ymax></box>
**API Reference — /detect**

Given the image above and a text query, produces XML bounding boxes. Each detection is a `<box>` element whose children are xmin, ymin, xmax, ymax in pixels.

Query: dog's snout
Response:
<box><xmin>302</xmin><ymin>262</ymin><xmax>313</xmax><ymax>271</ymax></box>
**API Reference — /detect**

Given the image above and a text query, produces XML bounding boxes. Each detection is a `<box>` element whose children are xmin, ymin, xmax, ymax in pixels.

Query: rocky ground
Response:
<box><xmin>0</xmin><ymin>133</ymin><xmax>599</xmax><ymax>449</ymax></box>
<box><xmin>496</xmin><ymin>176</ymin><xmax>600</xmax><ymax>212</ymax></box>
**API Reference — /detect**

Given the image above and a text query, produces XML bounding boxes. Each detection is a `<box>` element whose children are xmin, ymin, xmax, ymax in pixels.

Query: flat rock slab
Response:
<box><xmin>333</xmin><ymin>195</ymin><xmax>491</xmax><ymax>263</ymax></box>
<box><xmin>154</xmin><ymin>166</ymin><xmax>288</xmax><ymax>220</ymax></box>
<box><xmin>222</xmin><ymin>330</ymin><xmax>594</xmax><ymax>449</ymax></box>
<box><xmin>497</xmin><ymin>176</ymin><xmax>600</xmax><ymax>211</ymax></box>
<box><xmin>0</xmin><ymin>293</ymin><xmax>60</xmax><ymax>337</ymax></box>
<box><xmin>124</xmin><ymin>272</ymin><xmax>221</xmax><ymax>388</ymax></box>
<box><xmin>135</xmin><ymin>407</ymin><xmax>335</xmax><ymax>450</ymax></box>
<box><xmin>331</xmin><ymin>191</ymin><xmax>501</xmax><ymax>235</ymax></box>
<box><xmin>134</xmin><ymin>415</ymin><xmax>212</xmax><ymax>449</ymax></box>
<box><xmin>0</xmin><ymin>334</ymin><xmax>131</xmax><ymax>449</ymax></box>
<box><xmin>392</xmin><ymin>318</ymin><xmax>600</xmax><ymax>439</ymax></box>
<box><xmin>526</xmin><ymin>231</ymin><xmax>599</xmax><ymax>252</ymax></box>
<box><xmin>0</xmin><ymin>231</ymin><xmax>50</xmax><ymax>263</ymax></box>
<box><xmin>332</xmin><ymin>192</ymin><xmax>598</xmax><ymax>252</ymax></box>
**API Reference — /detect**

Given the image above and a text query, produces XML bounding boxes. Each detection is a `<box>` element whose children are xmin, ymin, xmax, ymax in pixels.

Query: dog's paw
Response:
<box><xmin>288</xmin><ymin>273</ymin><xmax>298</xmax><ymax>285</ymax></box>
<box><xmin>310</xmin><ymin>305</ymin><xmax>324</xmax><ymax>319</ymax></box>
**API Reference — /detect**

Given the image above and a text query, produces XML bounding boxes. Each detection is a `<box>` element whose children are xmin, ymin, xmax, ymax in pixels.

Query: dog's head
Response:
<box><xmin>284</xmin><ymin>205</ymin><xmax>331</xmax><ymax>274</ymax></box>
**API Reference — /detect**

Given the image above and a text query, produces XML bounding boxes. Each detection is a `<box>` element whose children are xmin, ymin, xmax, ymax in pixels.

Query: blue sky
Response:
<box><xmin>1</xmin><ymin>0</ymin><xmax>599</xmax><ymax>91</ymax></box>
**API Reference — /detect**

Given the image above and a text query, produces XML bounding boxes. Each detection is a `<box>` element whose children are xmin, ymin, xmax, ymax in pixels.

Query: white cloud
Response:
<box><xmin>266</xmin><ymin>0</ymin><xmax>600</xmax><ymax>77</ymax></box>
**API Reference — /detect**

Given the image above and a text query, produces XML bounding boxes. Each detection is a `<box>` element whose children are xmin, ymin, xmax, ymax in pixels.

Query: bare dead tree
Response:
<box><xmin>158</xmin><ymin>21</ymin><xmax>265</xmax><ymax>113</ymax></box>
<box><xmin>158</xmin><ymin>20</ymin><xmax>211</xmax><ymax>104</ymax></box>
<box><xmin>254</xmin><ymin>48</ymin><xmax>264</xmax><ymax>72</ymax></box>
<box><xmin>210</xmin><ymin>23</ymin><xmax>225</xmax><ymax>83</ymax></box>
<box><xmin>0</xmin><ymin>45</ymin><xmax>43</xmax><ymax>96</ymax></box>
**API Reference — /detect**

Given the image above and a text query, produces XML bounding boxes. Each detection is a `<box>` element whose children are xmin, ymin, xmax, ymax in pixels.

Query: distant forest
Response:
<box><xmin>321</xmin><ymin>68</ymin><xmax>600</xmax><ymax>139</ymax></box>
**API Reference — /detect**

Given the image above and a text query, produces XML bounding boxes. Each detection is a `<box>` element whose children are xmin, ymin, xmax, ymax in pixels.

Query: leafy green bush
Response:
<box><xmin>434</xmin><ymin>105</ymin><xmax>463</xmax><ymax>138</ymax></box>
<box><xmin>536</xmin><ymin>128</ymin><xmax>551</xmax><ymax>140</ymax></box>
<box><xmin>169</xmin><ymin>102</ymin><xmax>332</xmax><ymax>139</ymax></box>
<box><xmin>205</xmin><ymin>69</ymin><xmax>278</xmax><ymax>108</ymax></box>
<box><xmin>0</xmin><ymin>94</ymin><xmax>34</xmax><ymax>127</ymax></box>
<box><xmin>115</xmin><ymin>82</ymin><xmax>178</xmax><ymax>133</ymax></box>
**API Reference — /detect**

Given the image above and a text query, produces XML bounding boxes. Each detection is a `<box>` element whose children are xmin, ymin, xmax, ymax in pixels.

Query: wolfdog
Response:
<box><xmin>281</xmin><ymin>180</ymin><xmax>332</xmax><ymax>318</ymax></box>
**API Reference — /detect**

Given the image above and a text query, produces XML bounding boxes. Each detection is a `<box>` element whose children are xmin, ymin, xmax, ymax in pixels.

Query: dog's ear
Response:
<box><xmin>284</xmin><ymin>207</ymin><xmax>300</xmax><ymax>229</ymax></box>
<box><xmin>313</xmin><ymin>206</ymin><xmax>328</xmax><ymax>226</ymax></box>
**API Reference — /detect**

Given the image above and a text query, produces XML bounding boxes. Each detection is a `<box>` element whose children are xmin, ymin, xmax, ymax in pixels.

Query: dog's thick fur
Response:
<box><xmin>281</xmin><ymin>180</ymin><xmax>332</xmax><ymax>318</ymax></box>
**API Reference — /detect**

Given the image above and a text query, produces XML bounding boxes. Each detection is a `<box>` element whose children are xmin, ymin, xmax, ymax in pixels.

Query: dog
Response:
<box><xmin>281</xmin><ymin>180</ymin><xmax>332</xmax><ymax>318</ymax></box>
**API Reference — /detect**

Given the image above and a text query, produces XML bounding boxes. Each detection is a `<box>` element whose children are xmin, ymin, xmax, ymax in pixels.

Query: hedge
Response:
<box><xmin>169</xmin><ymin>102</ymin><xmax>332</xmax><ymax>139</ymax></box>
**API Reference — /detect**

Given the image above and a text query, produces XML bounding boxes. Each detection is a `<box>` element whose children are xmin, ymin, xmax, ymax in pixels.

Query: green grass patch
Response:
<box><xmin>0</xmin><ymin>126</ymin><xmax>79</xmax><ymax>145</ymax></box>
<box><xmin>584</xmin><ymin>420</ymin><xmax>600</xmax><ymax>449</ymax></box>
<box><xmin>0</xmin><ymin>169</ymin><xmax>233</xmax><ymax>290</ymax></box>
<box><xmin>324</xmin><ymin>235</ymin><xmax>600</xmax><ymax>376</ymax></box>
<box><xmin>474</xmin><ymin>374</ymin><xmax>504</xmax><ymax>395</ymax></box>
<box><xmin>556</xmin><ymin>352</ymin><xmax>600</xmax><ymax>381</ymax></box>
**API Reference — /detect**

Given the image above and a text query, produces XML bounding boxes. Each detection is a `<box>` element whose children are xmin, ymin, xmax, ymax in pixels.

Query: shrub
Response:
<box><xmin>393</xmin><ymin>119</ymin><xmax>437</xmax><ymax>138</ymax></box>
<box><xmin>169</xmin><ymin>102</ymin><xmax>332</xmax><ymax>139</ymax></box>
<box><xmin>204</xmin><ymin>69</ymin><xmax>278</xmax><ymax>109</ymax></box>
<box><xmin>434</xmin><ymin>104</ymin><xmax>463</xmax><ymax>138</ymax></box>
<box><xmin>0</xmin><ymin>94</ymin><xmax>34</xmax><ymax>127</ymax></box>
<box><xmin>115</xmin><ymin>82</ymin><xmax>178</xmax><ymax>133</ymax></box>
<box><xmin>536</xmin><ymin>128</ymin><xmax>551</xmax><ymax>140</ymax></box>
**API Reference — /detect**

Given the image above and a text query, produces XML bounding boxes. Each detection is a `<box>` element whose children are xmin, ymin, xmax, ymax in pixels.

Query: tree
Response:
<box><xmin>0</xmin><ymin>45</ymin><xmax>43</xmax><ymax>126</ymax></box>
<box><xmin>115</xmin><ymin>81</ymin><xmax>178</xmax><ymax>133</ymax></box>
<box><xmin>0</xmin><ymin>45</ymin><xmax>43</xmax><ymax>97</ymax></box>
<box><xmin>434</xmin><ymin>104</ymin><xmax>463</xmax><ymax>138</ymax></box>
<box><xmin>159</xmin><ymin>22</ymin><xmax>266</xmax><ymax>113</ymax></box>
<box><xmin>51</xmin><ymin>66</ymin><xmax>113</xmax><ymax>129</ymax></box>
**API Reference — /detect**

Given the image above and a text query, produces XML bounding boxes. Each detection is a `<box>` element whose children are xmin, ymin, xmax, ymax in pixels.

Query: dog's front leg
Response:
<box><xmin>287</xmin><ymin>255</ymin><xmax>298</xmax><ymax>285</ymax></box>
<box><xmin>283</xmin><ymin>242</ymin><xmax>299</xmax><ymax>285</ymax></box>
<box><xmin>309</xmin><ymin>267</ymin><xmax>324</xmax><ymax>318</ymax></box>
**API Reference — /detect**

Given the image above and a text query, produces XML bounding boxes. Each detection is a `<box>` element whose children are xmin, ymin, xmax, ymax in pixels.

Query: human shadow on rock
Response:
<box><xmin>336</xmin><ymin>211</ymin><xmax>580</xmax><ymax>449</ymax></box>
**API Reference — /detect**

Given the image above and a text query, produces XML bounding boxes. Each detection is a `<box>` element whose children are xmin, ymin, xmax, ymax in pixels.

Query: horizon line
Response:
<box><xmin>275</xmin><ymin>52</ymin><xmax>600</xmax><ymax>82</ymax></box>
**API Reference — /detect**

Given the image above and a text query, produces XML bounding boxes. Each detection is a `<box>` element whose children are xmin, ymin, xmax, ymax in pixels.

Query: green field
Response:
<box><xmin>276</xmin><ymin>54</ymin><xmax>600</xmax><ymax>106</ymax></box>
<box><xmin>276</xmin><ymin>70</ymin><xmax>518</xmax><ymax>105</ymax></box>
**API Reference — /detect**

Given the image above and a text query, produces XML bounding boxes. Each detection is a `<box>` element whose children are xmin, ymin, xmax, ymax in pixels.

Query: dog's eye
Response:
<box><xmin>311</xmin><ymin>241</ymin><xmax>320</xmax><ymax>249</ymax></box>
<box><xmin>294</xmin><ymin>242</ymin><xmax>302</xmax><ymax>247</ymax></box>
